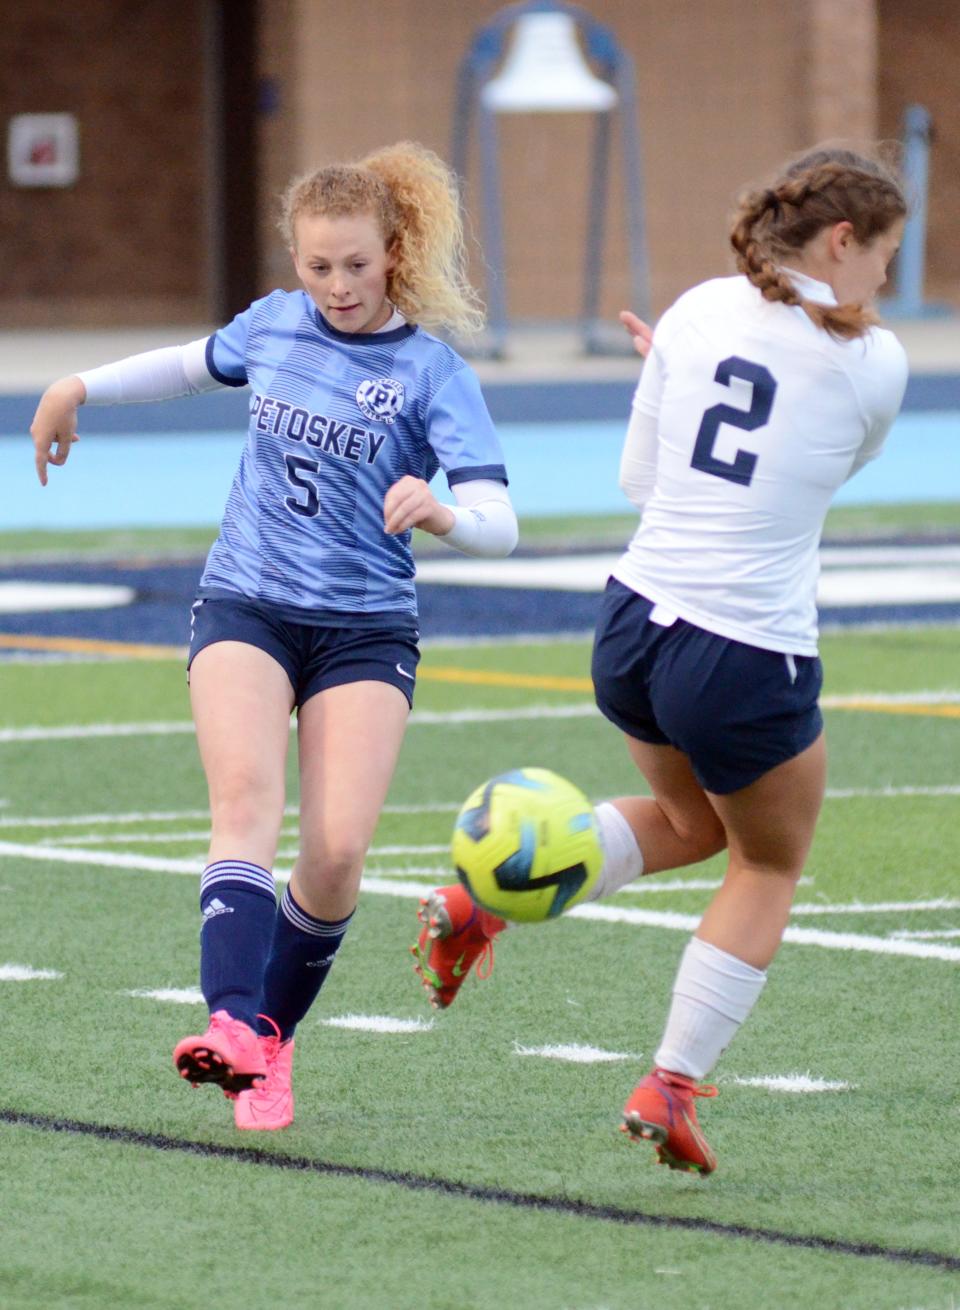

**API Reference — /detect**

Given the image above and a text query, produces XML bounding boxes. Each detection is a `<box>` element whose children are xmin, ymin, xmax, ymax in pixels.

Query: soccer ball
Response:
<box><xmin>452</xmin><ymin>767</ymin><xmax>603</xmax><ymax>923</ymax></box>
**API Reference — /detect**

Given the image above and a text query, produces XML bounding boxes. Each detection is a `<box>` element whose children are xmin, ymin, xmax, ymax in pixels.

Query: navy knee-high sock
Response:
<box><xmin>257</xmin><ymin>885</ymin><xmax>353</xmax><ymax>1040</ymax></box>
<box><xmin>199</xmin><ymin>860</ymin><xmax>277</xmax><ymax>1030</ymax></box>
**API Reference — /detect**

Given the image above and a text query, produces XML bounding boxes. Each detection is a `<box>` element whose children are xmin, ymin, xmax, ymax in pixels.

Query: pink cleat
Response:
<box><xmin>173</xmin><ymin>1010</ymin><xmax>267</xmax><ymax>1099</ymax></box>
<box><xmin>234</xmin><ymin>1019</ymin><xmax>295</xmax><ymax>1131</ymax></box>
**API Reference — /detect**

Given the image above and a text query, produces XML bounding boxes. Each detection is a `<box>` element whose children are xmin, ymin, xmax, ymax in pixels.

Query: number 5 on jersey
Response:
<box><xmin>285</xmin><ymin>453</ymin><xmax>321</xmax><ymax>517</ymax></box>
<box><xmin>691</xmin><ymin>356</ymin><xmax>778</xmax><ymax>487</ymax></box>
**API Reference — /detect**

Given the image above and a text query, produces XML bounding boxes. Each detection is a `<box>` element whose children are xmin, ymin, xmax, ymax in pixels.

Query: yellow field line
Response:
<box><xmin>1</xmin><ymin>636</ymin><xmax>958</xmax><ymax>718</ymax></box>
<box><xmin>0</xmin><ymin>634</ymin><xmax>185</xmax><ymax>660</ymax></box>
<box><xmin>418</xmin><ymin>665</ymin><xmax>593</xmax><ymax>692</ymax></box>
<box><xmin>418</xmin><ymin>668</ymin><xmax>960</xmax><ymax>716</ymax></box>
<box><xmin>828</xmin><ymin>700</ymin><xmax>960</xmax><ymax>719</ymax></box>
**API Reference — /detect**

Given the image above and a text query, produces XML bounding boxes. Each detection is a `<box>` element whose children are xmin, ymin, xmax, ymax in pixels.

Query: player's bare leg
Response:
<box><xmin>293</xmin><ymin>679</ymin><xmax>410</xmax><ymax>919</ymax></box>
<box><xmin>699</xmin><ymin>733</ymin><xmax>826</xmax><ymax>966</ymax></box>
<box><xmin>612</xmin><ymin>740</ymin><xmax>726</xmax><ymax>871</ymax></box>
<box><xmin>190</xmin><ymin>641</ymin><xmax>293</xmax><ymax>872</ymax></box>
<box><xmin>234</xmin><ymin>680</ymin><xmax>410</xmax><ymax>1128</ymax></box>
<box><xmin>176</xmin><ymin>643</ymin><xmax>294</xmax><ymax>1098</ymax></box>
<box><xmin>620</xmin><ymin>736</ymin><xmax>825</xmax><ymax>1171</ymax></box>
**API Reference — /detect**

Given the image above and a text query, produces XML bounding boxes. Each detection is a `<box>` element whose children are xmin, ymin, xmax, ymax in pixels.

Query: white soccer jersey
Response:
<box><xmin>613</xmin><ymin>274</ymin><xmax>908</xmax><ymax>655</ymax></box>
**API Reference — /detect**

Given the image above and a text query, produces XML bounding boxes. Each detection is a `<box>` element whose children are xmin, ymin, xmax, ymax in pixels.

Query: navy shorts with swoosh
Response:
<box><xmin>188</xmin><ymin>595</ymin><xmax>421</xmax><ymax>709</ymax></box>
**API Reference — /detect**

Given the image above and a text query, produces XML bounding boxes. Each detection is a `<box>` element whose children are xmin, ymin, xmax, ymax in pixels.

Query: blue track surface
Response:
<box><xmin>0</xmin><ymin>408</ymin><xmax>957</xmax><ymax>530</ymax></box>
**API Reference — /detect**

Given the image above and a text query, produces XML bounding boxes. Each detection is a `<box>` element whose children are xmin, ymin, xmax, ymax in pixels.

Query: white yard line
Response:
<box><xmin>512</xmin><ymin>1041</ymin><xmax>638</xmax><ymax>1063</ymax></box>
<box><xmin>47</xmin><ymin>833</ymin><xmax>451</xmax><ymax>853</ymax></box>
<box><xmin>0</xmin><ymin>963</ymin><xmax>63</xmax><ymax>981</ymax></box>
<box><xmin>0</xmin><ymin>840</ymin><xmax>956</xmax><ymax>963</ymax></box>
<box><xmin>789</xmin><ymin>898</ymin><xmax>960</xmax><ymax>916</ymax></box>
<box><xmin>46</xmin><ymin>830</ymin><xmax>215</xmax><ymax>847</ymax></box>
<box><xmin>566</xmin><ymin>902</ymin><xmax>960</xmax><ymax>962</ymax></box>
<box><xmin>0</xmin><ymin>721</ymin><xmax>197</xmax><ymax>744</ymax></box>
<box><xmin>0</xmin><ymin>808</ymin><xmax>217</xmax><ymax>829</ymax></box>
<box><xmin>321</xmin><ymin>1014</ymin><xmax>434</xmax><ymax>1033</ymax></box>
<box><xmin>2</xmin><ymin>688</ymin><xmax>959</xmax><ymax>746</ymax></box>
<box><xmin>411</xmin><ymin>705</ymin><xmax>599</xmax><ymax>724</ymax></box>
<box><xmin>0</xmin><ymin>707</ymin><xmax>598</xmax><ymax>744</ymax></box>
<box><xmin>345</xmin><ymin>863</ymin><xmax>449</xmax><ymax>879</ymax></box>
<box><xmin>729</xmin><ymin>1074</ymin><xmax>853</xmax><ymax>1093</ymax></box>
<box><xmin>822</xmin><ymin>690</ymin><xmax>960</xmax><ymax>706</ymax></box>
<box><xmin>0</xmin><ymin>783</ymin><xmax>956</xmax><ymax>838</ymax></box>
<box><xmin>0</xmin><ymin>840</ymin><xmax>203</xmax><ymax>876</ymax></box>
<box><xmin>889</xmin><ymin>928</ymin><xmax>960</xmax><ymax>940</ymax></box>
<box><xmin>126</xmin><ymin>987</ymin><xmax>204</xmax><ymax>1005</ymax></box>
<box><xmin>825</xmin><ymin>785</ymin><xmax>960</xmax><ymax>798</ymax></box>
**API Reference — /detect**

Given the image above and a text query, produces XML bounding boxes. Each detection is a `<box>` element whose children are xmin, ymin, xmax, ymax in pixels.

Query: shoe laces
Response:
<box><xmin>457</xmin><ymin>904</ymin><xmax>499</xmax><ymax>980</ymax></box>
<box><xmin>475</xmin><ymin>937</ymin><xmax>496</xmax><ymax>981</ymax></box>
<box><xmin>256</xmin><ymin>1014</ymin><xmax>283</xmax><ymax>1065</ymax></box>
<box><xmin>655</xmin><ymin>1068</ymin><xmax>718</xmax><ymax>1099</ymax></box>
<box><xmin>209</xmin><ymin>1011</ymin><xmax>249</xmax><ymax>1041</ymax></box>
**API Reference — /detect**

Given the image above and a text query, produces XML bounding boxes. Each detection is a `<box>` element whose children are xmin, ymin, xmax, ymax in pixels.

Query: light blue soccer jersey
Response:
<box><xmin>198</xmin><ymin>290</ymin><xmax>507</xmax><ymax>617</ymax></box>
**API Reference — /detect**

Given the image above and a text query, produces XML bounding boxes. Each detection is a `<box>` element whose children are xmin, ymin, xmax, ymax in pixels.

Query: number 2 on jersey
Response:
<box><xmin>691</xmin><ymin>356</ymin><xmax>777</xmax><ymax>487</ymax></box>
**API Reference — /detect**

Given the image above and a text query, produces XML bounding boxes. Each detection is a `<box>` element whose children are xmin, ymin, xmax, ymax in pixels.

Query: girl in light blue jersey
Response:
<box><xmin>31</xmin><ymin>141</ymin><xmax>518</xmax><ymax>1130</ymax></box>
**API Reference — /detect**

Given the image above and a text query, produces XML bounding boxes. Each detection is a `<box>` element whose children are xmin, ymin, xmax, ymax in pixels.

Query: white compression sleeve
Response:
<box><xmin>77</xmin><ymin>338</ymin><xmax>221</xmax><ymax>404</ymax></box>
<box><xmin>618</xmin><ymin>405</ymin><xmax>659</xmax><ymax>510</ymax></box>
<box><xmin>436</xmin><ymin>479</ymin><xmax>519</xmax><ymax>558</ymax></box>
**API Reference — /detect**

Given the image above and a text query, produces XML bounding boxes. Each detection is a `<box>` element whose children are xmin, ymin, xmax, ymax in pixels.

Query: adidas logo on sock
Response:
<box><xmin>201</xmin><ymin>897</ymin><xmax>234</xmax><ymax>923</ymax></box>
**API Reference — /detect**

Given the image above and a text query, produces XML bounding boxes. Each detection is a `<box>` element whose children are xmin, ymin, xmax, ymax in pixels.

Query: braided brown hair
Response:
<box><xmin>729</xmin><ymin>146</ymin><xmax>906</xmax><ymax>339</ymax></box>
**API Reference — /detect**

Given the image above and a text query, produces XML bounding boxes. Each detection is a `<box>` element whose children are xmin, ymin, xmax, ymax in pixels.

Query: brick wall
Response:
<box><xmin>1</xmin><ymin>0</ymin><xmax>955</xmax><ymax>328</ymax></box>
<box><xmin>0</xmin><ymin>0</ymin><xmax>209</xmax><ymax>326</ymax></box>
<box><xmin>263</xmin><ymin>0</ymin><xmax>894</xmax><ymax>325</ymax></box>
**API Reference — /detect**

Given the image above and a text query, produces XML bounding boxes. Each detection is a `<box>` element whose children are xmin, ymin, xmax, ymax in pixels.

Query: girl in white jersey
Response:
<box><xmin>413</xmin><ymin>145</ymin><xmax>907</xmax><ymax>1175</ymax></box>
<box><xmin>30</xmin><ymin>142</ymin><xmax>518</xmax><ymax>1132</ymax></box>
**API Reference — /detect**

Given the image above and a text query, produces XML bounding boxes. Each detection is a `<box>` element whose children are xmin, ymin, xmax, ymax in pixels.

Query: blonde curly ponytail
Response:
<box><xmin>729</xmin><ymin>146</ymin><xmax>906</xmax><ymax>340</ymax></box>
<box><xmin>280</xmin><ymin>142</ymin><xmax>485</xmax><ymax>337</ymax></box>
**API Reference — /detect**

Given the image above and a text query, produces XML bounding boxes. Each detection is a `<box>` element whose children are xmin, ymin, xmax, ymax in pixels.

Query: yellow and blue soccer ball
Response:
<box><xmin>451</xmin><ymin>767</ymin><xmax>602</xmax><ymax>923</ymax></box>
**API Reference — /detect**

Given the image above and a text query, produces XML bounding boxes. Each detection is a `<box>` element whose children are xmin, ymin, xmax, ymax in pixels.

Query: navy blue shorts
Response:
<box><xmin>591</xmin><ymin>579</ymin><xmax>823</xmax><ymax>795</ymax></box>
<box><xmin>187</xmin><ymin>596</ymin><xmax>421</xmax><ymax>709</ymax></box>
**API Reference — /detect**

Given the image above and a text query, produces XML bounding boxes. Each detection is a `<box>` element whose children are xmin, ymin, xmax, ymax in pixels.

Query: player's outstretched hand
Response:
<box><xmin>619</xmin><ymin>310</ymin><xmax>653</xmax><ymax>360</ymax></box>
<box><xmin>383</xmin><ymin>475</ymin><xmax>456</xmax><ymax>537</ymax></box>
<box><xmin>30</xmin><ymin>376</ymin><xmax>85</xmax><ymax>486</ymax></box>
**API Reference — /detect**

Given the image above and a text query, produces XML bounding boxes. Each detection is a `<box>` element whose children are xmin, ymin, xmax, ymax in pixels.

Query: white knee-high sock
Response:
<box><xmin>654</xmin><ymin>936</ymin><xmax>767</xmax><ymax>1079</ymax></box>
<box><xmin>588</xmin><ymin>801</ymin><xmax>644</xmax><ymax>900</ymax></box>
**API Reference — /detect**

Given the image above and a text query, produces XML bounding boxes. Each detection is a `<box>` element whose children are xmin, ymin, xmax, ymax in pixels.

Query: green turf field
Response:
<box><xmin>0</xmin><ymin>498</ymin><xmax>957</xmax><ymax>562</ymax></box>
<box><xmin>0</xmin><ymin>525</ymin><xmax>958</xmax><ymax>1309</ymax></box>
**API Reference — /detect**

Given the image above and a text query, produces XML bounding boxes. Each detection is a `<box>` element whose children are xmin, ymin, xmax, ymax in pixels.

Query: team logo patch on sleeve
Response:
<box><xmin>356</xmin><ymin>377</ymin><xmax>405</xmax><ymax>424</ymax></box>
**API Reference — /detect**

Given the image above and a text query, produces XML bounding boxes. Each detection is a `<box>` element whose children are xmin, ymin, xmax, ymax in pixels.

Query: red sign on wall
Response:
<box><xmin>8</xmin><ymin>113</ymin><xmax>80</xmax><ymax>187</ymax></box>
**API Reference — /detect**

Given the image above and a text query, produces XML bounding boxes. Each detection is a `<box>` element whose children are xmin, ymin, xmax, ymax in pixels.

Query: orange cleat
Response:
<box><xmin>173</xmin><ymin>1010</ymin><xmax>267</xmax><ymax>1099</ymax></box>
<box><xmin>621</xmin><ymin>1066</ymin><xmax>719</xmax><ymax>1174</ymax></box>
<box><xmin>410</xmin><ymin>884</ymin><xmax>505</xmax><ymax>1010</ymax></box>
